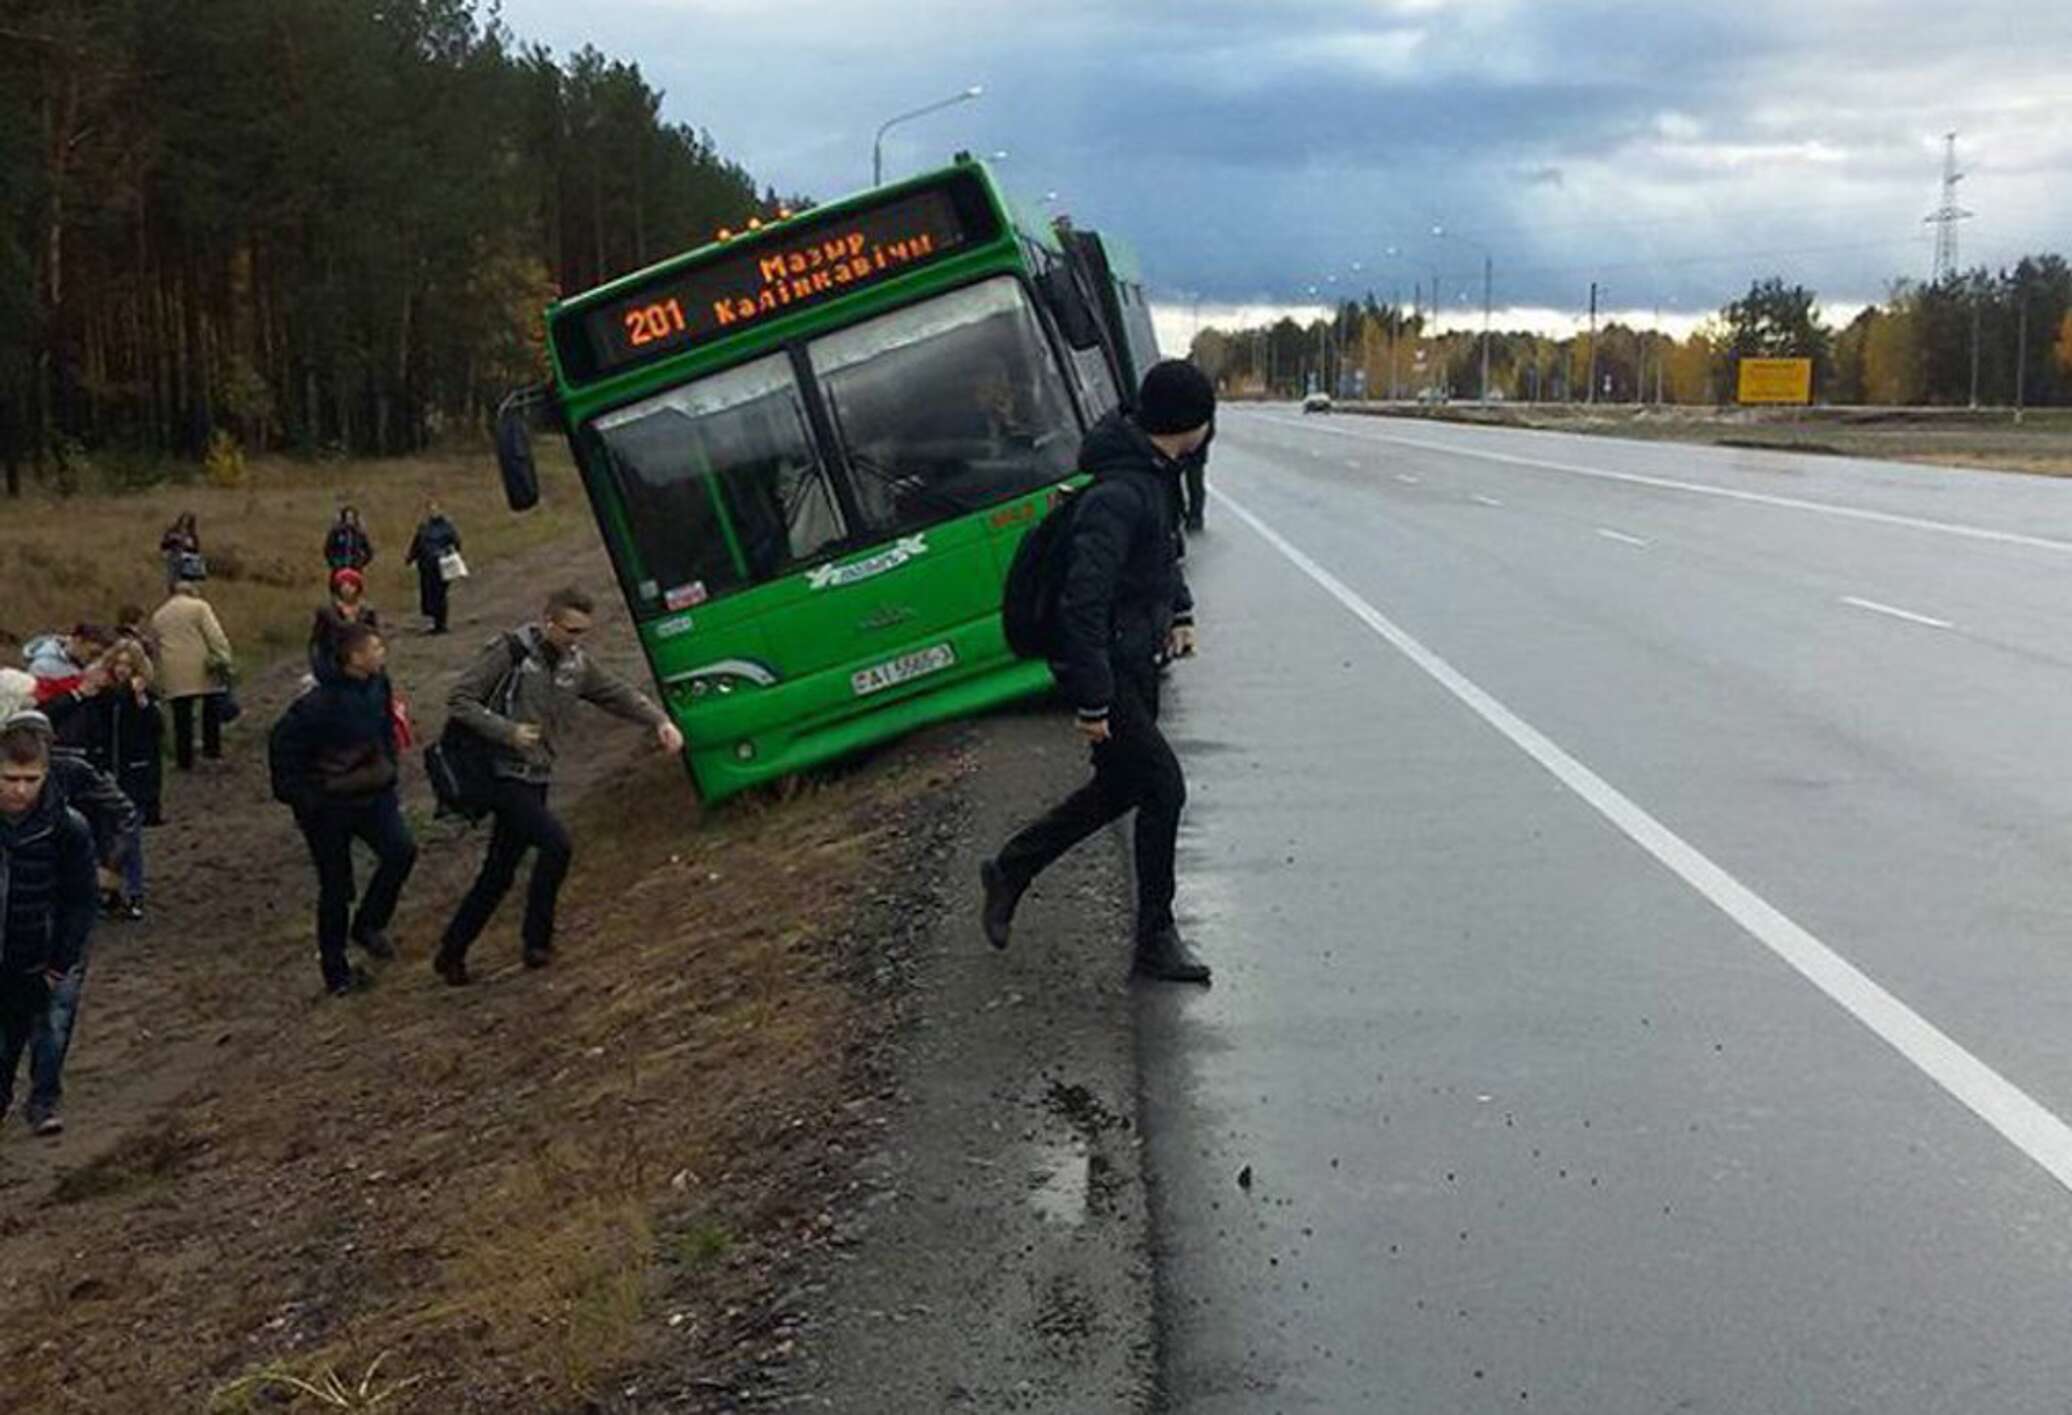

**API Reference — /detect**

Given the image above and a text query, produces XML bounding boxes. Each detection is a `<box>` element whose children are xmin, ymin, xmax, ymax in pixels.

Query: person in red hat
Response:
<box><xmin>309</xmin><ymin>567</ymin><xmax>382</xmax><ymax>683</ymax></box>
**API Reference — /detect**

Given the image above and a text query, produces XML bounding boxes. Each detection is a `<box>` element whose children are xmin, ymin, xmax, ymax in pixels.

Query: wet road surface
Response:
<box><xmin>1138</xmin><ymin>408</ymin><xmax>2072</xmax><ymax>1412</ymax></box>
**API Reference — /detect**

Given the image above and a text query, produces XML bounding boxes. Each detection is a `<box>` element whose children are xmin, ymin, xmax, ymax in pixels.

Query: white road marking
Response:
<box><xmin>1472</xmin><ymin>494</ymin><xmax>1505</xmax><ymax>508</ymax></box>
<box><xmin>1249</xmin><ymin>413</ymin><xmax>2072</xmax><ymax>556</ymax></box>
<box><xmin>1596</xmin><ymin>528</ymin><xmax>1650</xmax><ymax>548</ymax></box>
<box><xmin>1395</xmin><ymin>473</ymin><xmax>1422</xmax><ymax>486</ymax></box>
<box><xmin>1212</xmin><ymin>481</ymin><xmax>2072</xmax><ymax>1197</ymax></box>
<box><xmin>1841</xmin><ymin>596</ymin><xmax>1954</xmax><ymax>630</ymax></box>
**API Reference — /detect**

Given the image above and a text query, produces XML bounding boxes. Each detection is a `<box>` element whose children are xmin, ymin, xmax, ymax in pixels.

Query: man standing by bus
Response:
<box><xmin>433</xmin><ymin>588</ymin><xmax>683</xmax><ymax>985</ymax></box>
<box><xmin>980</xmin><ymin>360</ymin><xmax>1215</xmax><ymax>983</ymax></box>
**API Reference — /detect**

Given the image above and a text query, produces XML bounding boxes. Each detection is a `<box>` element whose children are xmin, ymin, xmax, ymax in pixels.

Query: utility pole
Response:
<box><xmin>1479</xmin><ymin>253</ymin><xmax>1493</xmax><ymax>403</ymax></box>
<box><xmin>1968</xmin><ymin>294</ymin><xmax>1981</xmax><ymax>409</ymax></box>
<box><xmin>1924</xmin><ymin>132</ymin><xmax>1972</xmax><ymax>285</ymax></box>
<box><xmin>1585</xmin><ymin>282</ymin><xmax>1599</xmax><ymax>405</ymax></box>
<box><xmin>2015</xmin><ymin>297</ymin><xmax>2028</xmax><ymax>424</ymax></box>
<box><xmin>1389</xmin><ymin>284</ymin><xmax>1401</xmax><ymax>401</ymax></box>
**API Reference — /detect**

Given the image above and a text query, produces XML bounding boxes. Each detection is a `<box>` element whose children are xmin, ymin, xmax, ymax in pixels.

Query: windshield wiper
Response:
<box><xmin>845</xmin><ymin>449</ymin><xmax>977</xmax><ymax>517</ymax></box>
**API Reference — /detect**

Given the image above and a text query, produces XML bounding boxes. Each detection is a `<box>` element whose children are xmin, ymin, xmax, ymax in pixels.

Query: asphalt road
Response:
<box><xmin>1138</xmin><ymin>406</ymin><xmax>2072</xmax><ymax>1413</ymax></box>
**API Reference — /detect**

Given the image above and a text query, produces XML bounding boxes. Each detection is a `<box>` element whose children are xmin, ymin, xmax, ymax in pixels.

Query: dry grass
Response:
<box><xmin>0</xmin><ymin>736</ymin><xmax>955</xmax><ymax>1412</ymax></box>
<box><xmin>1348</xmin><ymin>402</ymin><xmax>2072</xmax><ymax>475</ymax></box>
<box><xmin>0</xmin><ymin>444</ymin><xmax>586</xmax><ymax>655</ymax></box>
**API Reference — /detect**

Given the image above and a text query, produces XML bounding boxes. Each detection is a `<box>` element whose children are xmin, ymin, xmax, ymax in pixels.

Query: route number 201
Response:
<box><xmin>623</xmin><ymin>298</ymin><xmax>688</xmax><ymax>348</ymax></box>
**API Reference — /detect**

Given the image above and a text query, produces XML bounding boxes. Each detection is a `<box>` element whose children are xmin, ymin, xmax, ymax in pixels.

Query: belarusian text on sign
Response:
<box><xmin>561</xmin><ymin>176</ymin><xmax>997</xmax><ymax>381</ymax></box>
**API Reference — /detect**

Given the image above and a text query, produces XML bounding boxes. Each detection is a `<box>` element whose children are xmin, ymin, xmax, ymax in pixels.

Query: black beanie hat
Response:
<box><xmin>1137</xmin><ymin>359</ymin><xmax>1216</xmax><ymax>435</ymax></box>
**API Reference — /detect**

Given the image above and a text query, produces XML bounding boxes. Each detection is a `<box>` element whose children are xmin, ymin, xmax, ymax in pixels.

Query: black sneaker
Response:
<box><xmin>979</xmin><ymin>859</ymin><xmax>1021</xmax><ymax>950</ymax></box>
<box><xmin>522</xmin><ymin>945</ymin><xmax>554</xmax><ymax>970</ymax></box>
<box><xmin>26</xmin><ymin>1106</ymin><xmax>62</xmax><ymax>1138</ymax></box>
<box><xmin>326</xmin><ymin>966</ymin><xmax>376</xmax><ymax>998</ymax></box>
<box><xmin>352</xmin><ymin>927</ymin><xmax>397</xmax><ymax>961</ymax></box>
<box><xmin>1132</xmin><ymin>928</ymin><xmax>1212</xmax><ymax>984</ymax></box>
<box><xmin>121</xmin><ymin>898</ymin><xmax>144</xmax><ymax>922</ymax></box>
<box><xmin>432</xmin><ymin>948</ymin><xmax>470</xmax><ymax>987</ymax></box>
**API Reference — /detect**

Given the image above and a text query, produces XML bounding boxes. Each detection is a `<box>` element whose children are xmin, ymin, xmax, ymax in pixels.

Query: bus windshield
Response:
<box><xmin>592</xmin><ymin>352</ymin><xmax>848</xmax><ymax>613</ymax></box>
<box><xmin>809</xmin><ymin>276</ymin><xmax>1078</xmax><ymax>536</ymax></box>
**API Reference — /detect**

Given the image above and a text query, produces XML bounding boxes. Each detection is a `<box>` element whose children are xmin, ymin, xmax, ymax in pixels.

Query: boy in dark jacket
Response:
<box><xmin>271</xmin><ymin>622</ymin><xmax>417</xmax><ymax>995</ymax></box>
<box><xmin>981</xmin><ymin>360</ymin><xmax>1215</xmax><ymax>983</ymax></box>
<box><xmin>0</xmin><ymin>723</ymin><xmax>97</xmax><ymax>1131</ymax></box>
<box><xmin>324</xmin><ymin>506</ymin><xmax>374</xmax><ymax>573</ymax></box>
<box><xmin>1</xmin><ymin>705</ymin><xmax>142</xmax><ymax>1137</ymax></box>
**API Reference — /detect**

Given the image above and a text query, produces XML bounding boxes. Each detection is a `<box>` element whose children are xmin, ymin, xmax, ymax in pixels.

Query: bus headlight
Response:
<box><xmin>668</xmin><ymin>658</ymin><xmax>781</xmax><ymax>706</ymax></box>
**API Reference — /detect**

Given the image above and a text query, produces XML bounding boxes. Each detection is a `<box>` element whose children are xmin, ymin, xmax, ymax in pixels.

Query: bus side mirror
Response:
<box><xmin>495</xmin><ymin>391</ymin><xmax>542</xmax><ymax>512</ymax></box>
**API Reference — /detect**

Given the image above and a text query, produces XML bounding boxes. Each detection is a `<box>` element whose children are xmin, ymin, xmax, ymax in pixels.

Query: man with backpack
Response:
<box><xmin>982</xmin><ymin>359</ymin><xmax>1216</xmax><ymax>984</ymax></box>
<box><xmin>432</xmin><ymin>587</ymin><xmax>682</xmax><ymax>985</ymax></box>
<box><xmin>269</xmin><ymin>621</ymin><xmax>417</xmax><ymax>996</ymax></box>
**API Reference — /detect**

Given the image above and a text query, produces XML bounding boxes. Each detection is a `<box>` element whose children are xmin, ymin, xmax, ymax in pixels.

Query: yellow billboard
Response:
<box><xmin>1737</xmin><ymin>357</ymin><xmax>1813</xmax><ymax>405</ymax></box>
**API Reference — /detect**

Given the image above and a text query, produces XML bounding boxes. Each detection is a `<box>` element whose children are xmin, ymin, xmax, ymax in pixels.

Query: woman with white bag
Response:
<box><xmin>405</xmin><ymin>498</ymin><xmax>466</xmax><ymax>636</ymax></box>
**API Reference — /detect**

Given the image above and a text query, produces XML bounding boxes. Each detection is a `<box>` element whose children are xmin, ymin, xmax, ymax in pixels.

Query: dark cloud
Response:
<box><xmin>493</xmin><ymin>0</ymin><xmax>2072</xmax><ymax>316</ymax></box>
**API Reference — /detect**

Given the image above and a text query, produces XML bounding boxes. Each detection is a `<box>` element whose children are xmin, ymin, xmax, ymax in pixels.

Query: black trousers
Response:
<box><xmin>0</xmin><ymin>970</ymin><xmax>51</xmax><ymax>1123</ymax></box>
<box><xmin>171</xmin><ymin>693</ymin><xmax>224</xmax><ymax>769</ymax></box>
<box><xmin>417</xmin><ymin>563</ymin><xmax>450</xmax><ymax>631</ymax></box>
<box><xmin>996</xmin><ymin>663</ymin><xmax>1185</xmax><ymax>942</ymax></box>
<box><xmin>1183</xmin><ymin>461</ymin><xmax>1207</xmax><ymax>527</ymax></box>
<box><xmin>296</xmin><ymin>791</ymin><xmax>418</xmax><ymax>989</ymax></box>
<box><xmin>442</xmin><ymin>779</ymin><xmax>572</xmax><ymax>958</ymax></box>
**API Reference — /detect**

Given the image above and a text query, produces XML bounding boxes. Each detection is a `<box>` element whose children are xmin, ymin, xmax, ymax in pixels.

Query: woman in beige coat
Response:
<box><xmin>150</xmin><ymin>583</ymin><xmax>235</xmax><ymax>769</ymax></box>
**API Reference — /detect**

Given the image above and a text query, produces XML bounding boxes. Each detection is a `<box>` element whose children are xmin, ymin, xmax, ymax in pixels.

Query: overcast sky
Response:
<box><xmin>493</xmin><ymin>0</ymin><xmax>2072</xmax><ymax>339</ymax></box>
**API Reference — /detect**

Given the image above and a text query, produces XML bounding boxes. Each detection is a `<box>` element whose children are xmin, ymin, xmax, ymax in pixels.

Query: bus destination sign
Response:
<box><xmin>569</xmin><ymin>181</ymin><xmax>995</xmax><ymax>380</ymax></box>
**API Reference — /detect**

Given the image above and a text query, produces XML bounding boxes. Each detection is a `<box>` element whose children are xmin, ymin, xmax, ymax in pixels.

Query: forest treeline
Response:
<box><xmin>1</xmin><ymin>0</ymin><xmax>782</xmax><ymax>494</ymax></box>
<box><xmin>1195</xmin><ymin>264</ymin><xmax>2072</xmax><ymax>408</ymax></box>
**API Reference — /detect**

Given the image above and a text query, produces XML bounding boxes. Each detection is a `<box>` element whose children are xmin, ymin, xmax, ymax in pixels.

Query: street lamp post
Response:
<box><xmin>1433</xmin><ymin>225</ymin><xmax>1493</xmax><ymax>402</ymax></box>
<box><xmin>872</xmin><ymin>85</ymin><xmax>983</xmax><ymax>187</ymax></box>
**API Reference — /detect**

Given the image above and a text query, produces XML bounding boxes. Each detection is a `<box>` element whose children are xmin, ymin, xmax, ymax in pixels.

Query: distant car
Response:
<box><xmin>1301</xmin><ymin>392</ymin><xmax>1333</xmax><ymax>414</ymax></box>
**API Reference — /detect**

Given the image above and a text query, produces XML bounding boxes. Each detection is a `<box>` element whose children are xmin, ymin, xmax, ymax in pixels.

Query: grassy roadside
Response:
<box><xmin>1</xmin><ymin>440</ymin><xmax>968</xmax><ymax>1410</ymax></box>
<box><xmin>1326</xmin><ymin>401</ymin><xmax>2072</xmax><ymax>476</ymax></box>
<box><xmin>0</xmin><ymin>444</ymin><xmax>586</xmax><ymax>657</ymax></box>
<box><xmin>0</xmin><ymin>713</ymin><xmax>958</xmax><ymax>1413</ymax></box>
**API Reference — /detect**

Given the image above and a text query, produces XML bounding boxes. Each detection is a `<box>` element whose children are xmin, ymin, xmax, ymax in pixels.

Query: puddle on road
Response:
<box><xmin>1028</xmin><ymin>1138</ymin><xmax>1092</xmax><ymax>1226</ymax></box>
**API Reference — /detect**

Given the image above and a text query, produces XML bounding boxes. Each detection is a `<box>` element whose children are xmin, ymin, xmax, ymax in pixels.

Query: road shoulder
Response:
<box><xmin>774</xmin><ymin>704</ymin><xmax>1156</xmax><ymax>1413</ymax></box>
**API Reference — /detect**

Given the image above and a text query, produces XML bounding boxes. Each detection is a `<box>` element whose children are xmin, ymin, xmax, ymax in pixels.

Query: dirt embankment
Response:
<box><xmin>0</xmin><ymin>511</ymin><xmax>973</xmax><ymax>1412</ymax></box>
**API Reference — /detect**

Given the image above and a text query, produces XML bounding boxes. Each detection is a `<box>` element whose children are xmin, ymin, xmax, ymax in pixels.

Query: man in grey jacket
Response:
<box><xmin>433</xmin><ymin>587</ymin><xmax>683</xmax><ymax>984</ymax></box>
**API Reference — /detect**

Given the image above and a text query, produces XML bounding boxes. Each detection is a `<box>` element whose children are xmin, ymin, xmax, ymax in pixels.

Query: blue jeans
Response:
<box><xmin>121</xmin><ymin>821</ymin><xmax>145</xmax><ymax>900</ymax></box>
<box><xmin>28</xmin><ymin>943</ymin><xmax>89</xmax><ymax>1118</ymax></box>
<box><xmin>2</xmin><ymin>970</ymin><xmax>53</xmax><ymax>1123</ymax></box>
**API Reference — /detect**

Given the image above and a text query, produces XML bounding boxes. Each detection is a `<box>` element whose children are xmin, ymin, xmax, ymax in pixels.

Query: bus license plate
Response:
<box><xmin>852</xmin><ymin>644</ymin><xmax>956</xmax><ymax>697</ymax></box>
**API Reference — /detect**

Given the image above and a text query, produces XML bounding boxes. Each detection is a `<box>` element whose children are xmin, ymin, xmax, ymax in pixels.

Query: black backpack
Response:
<box><xmin>1000</xmin><ymin>488</ymin><xmax>1083</xmax><ymax>660</ymax></box>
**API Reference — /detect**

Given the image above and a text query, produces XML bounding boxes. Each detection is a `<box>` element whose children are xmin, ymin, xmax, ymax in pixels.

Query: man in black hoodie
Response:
<box><xmin>0</xmin><ymin>722</ymin><xmax>97</xmax><ymax>1131</ymax></box>
<box><xmin>270</xmin><ymin>621</ymin><xmax>417</xmax><ymax>996</ymax></box>
<box><xmin>980</xmin><ymin>360</ymin><xmax>1215</xmax><ymax>983</ymax></box>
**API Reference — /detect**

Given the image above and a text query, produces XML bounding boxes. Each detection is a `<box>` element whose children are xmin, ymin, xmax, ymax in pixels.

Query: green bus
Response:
<box><xmin>495</xmin><ymin>156</ymin><xmax>1164</xmax><ymax>802</ymax></box>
